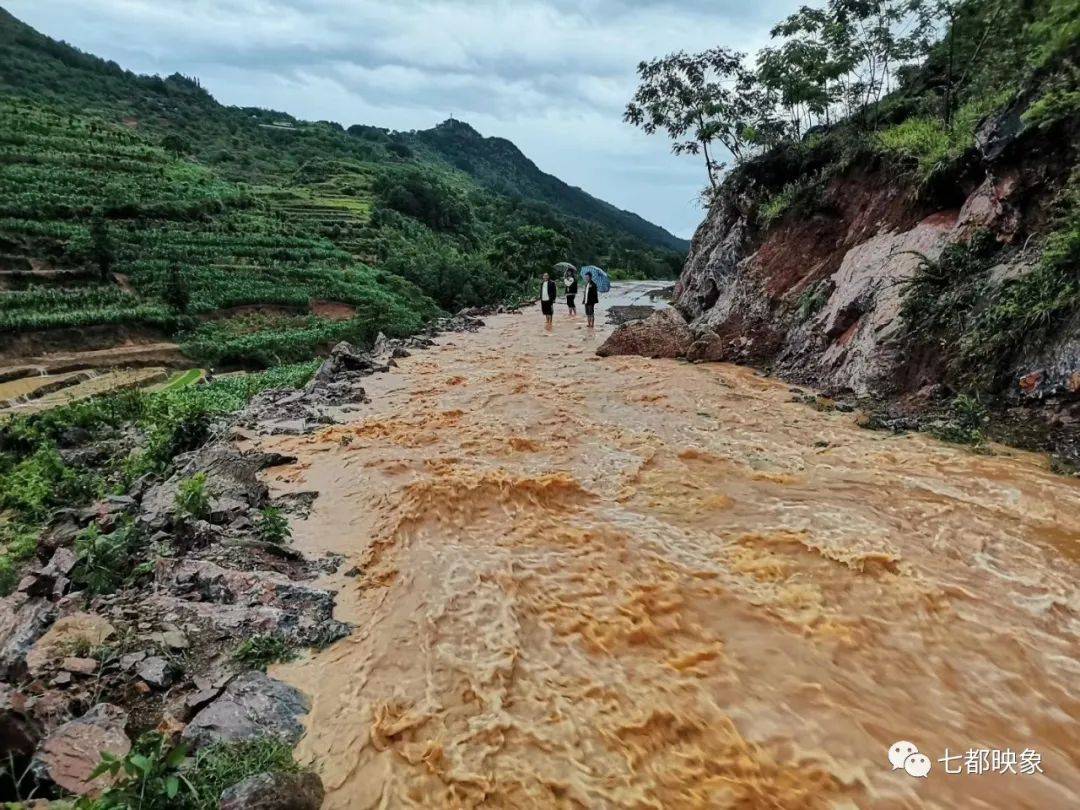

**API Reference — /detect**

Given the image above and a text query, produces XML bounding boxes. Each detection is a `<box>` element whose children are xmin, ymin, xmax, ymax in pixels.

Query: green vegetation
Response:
<box><xmin>73</xmin><ymin>520</ymin><xmax>151</xmax><ymax>595</ymax></box>
<box><xmin>255</xmin><ymin>507</ymin><xmax>291</xmax><ymax>545</ymax></box>
<box><xmin>233</xmin><ymin>634</ymin><xmax>298</xmax><ymax>669</ymax></box>
<box><xmin>0</xmin><ymin>362</ymin><xmax>317</xmax><ymax>593</ymax></box>
<box><xmin>628</xmin><ymin>1</ymin><xmax>1077</xmax><ymax>195</ymax></box>
<box><xmin>930</xmin><ymin>393</ymin><xmax>989</xmax><ymax>445</ymax></box>
<box><xmin>175</xmin><ymin>473</ymin><xmax>210</xmax><ymax>522</ymax></box>
<box><xmin>874</xmin><ymin>93</ymin><xmax>1011</xmax><ymax>185</ymax></box>
<box><xmin>902</xmin><ymin>179</ymin><xmax>1079</xmax><ymax>391</ymax></box>
<box><xmin>77</xmin><ymin>734</ymin><xmax>304</xmax><ymax>810</ymax></box>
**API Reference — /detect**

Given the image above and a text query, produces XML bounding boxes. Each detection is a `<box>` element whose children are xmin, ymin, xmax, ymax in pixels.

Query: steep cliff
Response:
<box><xmin>666</xmin><ymin>88</ymin><xmax>1078</xmax><ymax>462</ymax></box>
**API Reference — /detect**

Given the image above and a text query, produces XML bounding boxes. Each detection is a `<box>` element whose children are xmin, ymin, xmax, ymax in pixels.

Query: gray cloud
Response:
<box><xmin>8</xmin><ymin>0</ymin><xmax>808</xmax><ymax>239</ymax></box>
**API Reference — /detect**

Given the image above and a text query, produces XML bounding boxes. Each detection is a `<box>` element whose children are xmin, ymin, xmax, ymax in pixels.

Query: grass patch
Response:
<box><xmin>874</xmin><ymin>93</ymin><xmax>1012</xmax><ymax>185</ymax></box>
<box><xmin>929</xmin><ymin>393</ymin><xmax>989</xmax><ymax>446</ymax></box>
<box><xmin>76</xmin><ymin>734</ymin><xmax>304</xmax><ymax>810</ymax></box>
<box><xmin>255</xmin><ymin>507</ymin><xmax>291</xmax><ymax>544</ymax></box>
<box><xmin>0</xmin><ymin>361</ymin><xmax>318</xmax><ymax>594</ymax></box>
<box><xmin>232</xmin><ymin>634</ymin><xmax>298</xmax><ymax>669</ymax></box>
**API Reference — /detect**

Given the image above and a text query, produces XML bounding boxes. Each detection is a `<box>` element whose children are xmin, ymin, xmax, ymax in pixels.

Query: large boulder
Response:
<box><xmin>182</xmin><ymin>671</ymin><xmax>309</xmax><ymax>749</ymax></box>
<box><xmin>33</xmin><ymin>703</ymin><xmax>130</xmax><ymax>796</ymax></box>
<box><xmin>0</xmin><ymin>594</ymin><xmax>57</xmax><ymax>680</ymax></box>
<box><xmin>0</xmin><ymin>684</ymin><xmax>41</xmax><ymax>759</ymax></box>
<box><xmin>139</xmin><ymin>445</ymin><xmax>290</xmax><ymax>531</ymax></box>
<box><xmin>219</xmin><ymin>770</ymin><xmax>325</xmax><ymax>810</ymax></box>
<box><xmin>25</xmin><ymin>612</ymin><xmax>114</xmax><ymax>676</ymax></box>
<box><xmin>596</xmin><ymin>309</ymin><xmax>693</xmax><ymax>359</ymax></box>
<box><xmin>158</xmin><ymin>558</ymin><xmax>349</xmax><ymax>646</ymax></box>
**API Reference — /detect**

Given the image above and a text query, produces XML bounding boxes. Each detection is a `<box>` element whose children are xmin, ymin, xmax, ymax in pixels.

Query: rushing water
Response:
<box><xmin>261</xmin><ymin>283</ymin><xmax>1079</xmax><ymax>809</ymax></box>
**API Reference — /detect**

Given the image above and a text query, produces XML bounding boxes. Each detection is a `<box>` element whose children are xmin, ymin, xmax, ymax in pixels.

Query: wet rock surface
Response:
<box><xmin>219</xmin><ymin>769</ymin><xmax>325</xmax><ymax>810</ymax></box>
<box><xmin>182</xmin><ymin>670</ymin><xmax>309</xmax><ymax>749</ymax></box>
<box><xmin>597</xmin><ymin>309</ymin><xmax>693</xmax><ymax>359</ymax></box>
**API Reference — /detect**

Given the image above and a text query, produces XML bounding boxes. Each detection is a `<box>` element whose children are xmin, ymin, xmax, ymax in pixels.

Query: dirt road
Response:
<box><xmin>263</xmin><ymin>284</ymin><xmax>1079</xmax><ymax>809</ymax></box>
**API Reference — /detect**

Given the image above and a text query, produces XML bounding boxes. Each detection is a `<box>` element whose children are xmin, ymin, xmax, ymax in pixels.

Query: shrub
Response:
<box><xmin>233</xmin><ymin>634</ymin><xmax>297</xmax><ymax>669</ymax></box>
<box><xmin>175</xmin><ymin>473</ymin><xmax>210</xmax><ymax>521</ymax></box>
<box><xmin>78</xmin><ymin>733</ymin><xmax>192</xmax><ymax>810</ymax></box>
<box><xmin>256</xmin><ymin>507</ymin><xmax>291</xmax><ymax>544</ymax></box>
<box><xmin>72</xmin><ymin>520</ymin><xmax>149</xmax><ymax>594</ymax></box>
<box><xmin>930</xmin><ymin>393</ymin><xmax>988</xmax><ymax>446</ymax></box>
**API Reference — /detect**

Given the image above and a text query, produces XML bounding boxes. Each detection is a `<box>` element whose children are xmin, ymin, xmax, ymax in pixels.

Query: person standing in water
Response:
<box><xmin>540</xmin><ymin>272</ymin><xmax>556</xmax><ymax>329</ymax></box>
<box><xmin>583</xmin><ymin>270</ymin><xmax>599</xmax><ymax>328</ymax></box>
<box><xmin>564</xmin><ymin>269</ymin><xmax>578</xmax><ymax>316</ymax></box>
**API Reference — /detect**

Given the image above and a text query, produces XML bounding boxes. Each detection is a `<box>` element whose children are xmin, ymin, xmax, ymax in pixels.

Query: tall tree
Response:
<box><xmin>624</xmin><ymin>48</ymin><xmax>762</xmax><ymax>190</ymax></box>
<box><xmin>771</xmin><ymin>0</ymin><xmax>938</xmax><ymax>127</ymax></box>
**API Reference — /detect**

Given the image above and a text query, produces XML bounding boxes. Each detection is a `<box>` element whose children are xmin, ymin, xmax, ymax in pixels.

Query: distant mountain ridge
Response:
<box><xmin>406</xmin><ymin>119</ymin><xmax>689</xmax><ymax>252</ymax></box>
<box><xmin>0</xmin><ymin>7</ymin><xmax>685</xmax><ymax>254</ymax></box>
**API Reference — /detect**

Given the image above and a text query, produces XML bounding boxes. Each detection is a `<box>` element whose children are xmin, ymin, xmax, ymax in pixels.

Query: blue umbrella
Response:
<box><xmin>580</xmin><ymin>265</ymin><xmax>610</xmax><ymax>293</ymax></box>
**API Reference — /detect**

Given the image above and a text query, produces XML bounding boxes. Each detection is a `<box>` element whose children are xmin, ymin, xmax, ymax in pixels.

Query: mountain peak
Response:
<box><xmin>433</xmin><ymin>118</ymin><xmax>481</xmax><ymax>137</ymax></box>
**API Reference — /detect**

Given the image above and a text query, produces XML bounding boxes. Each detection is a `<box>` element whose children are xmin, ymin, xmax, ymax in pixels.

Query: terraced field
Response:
<box><xmin>0</xmin><ymin>98</ymin><xmax>438</xmax><ymax>389</ymax></box>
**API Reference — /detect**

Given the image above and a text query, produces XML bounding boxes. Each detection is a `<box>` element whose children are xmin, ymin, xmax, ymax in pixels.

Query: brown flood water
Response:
<box><xmin>261</xmin><ymin>283</ymin><xmax>1079</xmax><ymax>809</ymax></box>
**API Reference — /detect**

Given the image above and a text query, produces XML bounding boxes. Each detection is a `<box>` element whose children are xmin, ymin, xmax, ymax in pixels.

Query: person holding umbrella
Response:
<box><xmin>539</xmin><ymin>272</ymin><xmax>557</xmax><ymax>329</ymax></box>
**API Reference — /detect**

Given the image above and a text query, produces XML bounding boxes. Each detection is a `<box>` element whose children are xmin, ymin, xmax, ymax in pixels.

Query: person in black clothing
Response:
<box><xmin>583</xmin><ymin>270</ymin><xmax>600</xmax><ymax>326</ymax></box>
<box><xmin>540</xmin><ymin>272</ymin><xmax>557</xmax><ymax>328</ymax></box>
<box><xmin>583</xmin><ymin>271</ymin><xmax>599</xmax><ymax>328</ymax></box>
<box><xmin>564</xmin><ymin>270</ymin><xmax>578</xmax><ymax>315</ymax></box>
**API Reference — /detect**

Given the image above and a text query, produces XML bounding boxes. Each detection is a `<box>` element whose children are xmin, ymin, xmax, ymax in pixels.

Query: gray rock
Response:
<box><xmin>162</xmin><ymin>628</ymin><xmax>189</xmax><ymax>649</ymax></box>
<box><xmin>119</xmin><ymin>650</ymin><xmax>148</xmax><ymax>670</ymax></box>
<box><xmin>36</xmin><ymin>510</ymin><xmax>84</xmax><ymax>560</ymax></box>
<box><xmin>159</xmin><ymin>558</ymin><xmax>349</xmax><ymax>646</ymax></box>
<box><xmin>0</xmin><ymin>594</ymin><xmax>56</xmax><ymax>680</ymax></box>
<box><xmin>136</xmin><ymin>656</ymin><xmax>175</xmax><ymax>689</ymax></box>
<box><xmin>139</xmin><ymin>445</ymin><xmax>286</xmax><ymax>531</ymax></box>
<box><xmin>219</xmin><ymin>770</ymin><xmax>324</xmax><ymax>810</ymax></box>
<box><xmin>182</xmin><ymin>671</ymin><xmax>309</xmax><ymax>749</ymax></box>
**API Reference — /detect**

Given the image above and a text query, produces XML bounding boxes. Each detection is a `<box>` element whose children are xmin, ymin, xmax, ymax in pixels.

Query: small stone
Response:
<box><xmin>61</xmin><ymin>657</ymin><xmax>97</xmax><ymax>675</ymax></box>
<box><xmin>119</xmin><ymin>650</ymin><xmax>148</xmax><ymax>670</ymax></box>
<box><xmin>136</xmin><ymin>656</ymin><xmax>175</xmax><ymax>689</ymax></box>
<box><xmin>162</xmin><ymin>629</ymin><xmax>189</xmax><ymax>650</ymax></box>
<box><xmin>184</xmin><ymin>688</ymin><xmax>220</xmax><ymax>712</ymax></box>
<box><xmin>50</xmin><ymin>671</ymin><xmax>72</xmax><ymax>687</ymax></box>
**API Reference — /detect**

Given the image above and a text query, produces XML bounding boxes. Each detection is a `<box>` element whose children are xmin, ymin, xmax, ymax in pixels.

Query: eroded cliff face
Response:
<box><xmin>674</xmin><ymin>100</ymin><xmax>1078</xmax><ymax>407</ymax></box>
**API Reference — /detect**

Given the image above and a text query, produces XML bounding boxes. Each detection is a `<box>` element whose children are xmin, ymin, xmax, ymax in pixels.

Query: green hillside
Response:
<box><xmin>406</xmin><ymin>118</ymin><xmax>689</xmax><ymax>252</ymax></box>
<box><xmin>0</xmin><ymin>9</ymin><xmax>684</xmax><ymax>334</ymax></box>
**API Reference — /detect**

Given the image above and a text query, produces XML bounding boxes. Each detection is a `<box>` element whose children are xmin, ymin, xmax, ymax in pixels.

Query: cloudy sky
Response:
<box><xmin>8</xmin><ymin>0</ymin><xmax>807</xmax><ymax>239</ymax></box>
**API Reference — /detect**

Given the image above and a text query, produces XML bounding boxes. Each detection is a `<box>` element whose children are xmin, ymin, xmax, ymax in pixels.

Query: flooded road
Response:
<box><xmin>264</xmin><ymin>283</ymin><xmax>1079</xmax><ymax>809</ymax></box>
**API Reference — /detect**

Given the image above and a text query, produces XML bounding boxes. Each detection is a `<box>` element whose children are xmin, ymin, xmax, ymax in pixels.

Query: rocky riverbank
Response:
<box><xmin>0</xmin><ymin>314</ymin><xmax>484</xmax><ymax>805</ymax></box>
<box><xmin>598</xmin><ymin>95</ymin><xmax>1079</xmax><ymax>471</ymax></box>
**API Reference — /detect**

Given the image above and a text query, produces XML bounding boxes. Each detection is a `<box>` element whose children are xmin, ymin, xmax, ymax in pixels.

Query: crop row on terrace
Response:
<box><xmin>0</xmin><ymin>97</ymin><xmax>439</xmax><ymax>352</ymax></box>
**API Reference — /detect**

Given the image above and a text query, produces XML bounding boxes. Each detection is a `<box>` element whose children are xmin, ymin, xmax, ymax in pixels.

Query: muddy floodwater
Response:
<box><xmin>261</xmin><ymin>283</ymin><xmax>1079</xmax><ymax>809</ymax></box>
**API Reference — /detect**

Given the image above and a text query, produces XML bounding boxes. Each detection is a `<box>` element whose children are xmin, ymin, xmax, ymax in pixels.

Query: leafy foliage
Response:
<box><xmin>233</xmin><ymin>634</ymin><xmax>297</xmax><ymax>669</ymax></box>
<box><xmin>77</xmin><ymin>734</ymin><xmax>305</xmax><ymax>810</ymax></box>
<box><xmin>255</xmin><ymin>507</ymin><xmax>291</xmax><ymax>545</ymax></box>
<box><xmin>79</xmin><ymin>733</ymin><xmax>193</xmax><ymax>810</ymax></box>
<box><xmin>73</xmin><ymin>520</ymin><xmax>150</xmax><ymax>594</ymax></box>
<box><xmin>0</xmin><ymin>361</ymin><xmax>318</xmax><ymax>593</ymax></box>
<box><xmin>625</xmin><ymin>48</ymin><xmax>765</xmax><ymax>188</ymax></box>
<box><xmin>175</xmin><ymin>473</ymin><xmax>210</xmax><ymax>522</ymax></box>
